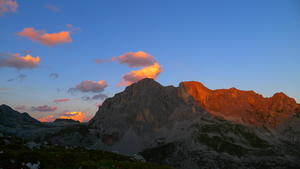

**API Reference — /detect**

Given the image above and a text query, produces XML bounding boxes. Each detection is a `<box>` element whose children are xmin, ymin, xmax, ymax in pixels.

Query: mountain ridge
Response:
<box><xmin>180</xmin><ymin>81</ymin><xmax>300</xmax><ymax>127</ymax></box>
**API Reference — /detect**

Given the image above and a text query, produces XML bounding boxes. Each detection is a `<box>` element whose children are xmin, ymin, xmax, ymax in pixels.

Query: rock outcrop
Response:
<box><xmin>180</xmin><ymin>81</ymin><xmax>300</xmax><ymax>127</ymax></box>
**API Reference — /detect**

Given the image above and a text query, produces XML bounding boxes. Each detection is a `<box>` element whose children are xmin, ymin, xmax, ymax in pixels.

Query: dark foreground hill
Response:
<box><xmin>0</xmin><ymin>133</ymin><xmax>173</xmax><ymax>169</ymax></box>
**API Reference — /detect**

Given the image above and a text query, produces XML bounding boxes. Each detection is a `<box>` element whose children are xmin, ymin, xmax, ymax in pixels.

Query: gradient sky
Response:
<box><xmin>0</xmin><ymin>0</ymin><xmax>300</xmax><ymax>122</ymax></box>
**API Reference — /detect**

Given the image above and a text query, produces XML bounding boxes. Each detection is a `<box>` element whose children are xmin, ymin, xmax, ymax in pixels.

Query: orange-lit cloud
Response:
<box><xmin>0</xmin><ymin>0</ymin><xmax>17</xmax><ymax>16</ymax></box>
<box><xmin>59</xmin><ymin>112</ymin><xmax>89</xmax><ymax>122</ymax></box>
<box><xmin>53</xmin><ymin>98</ymin><xmax>70</xmax><ymax>103</ymax></box>
<box><xmin>118</xmin><ymin>62</ymin><xmax>162</xmax><ymax>86</ymax></box>
<box><xmin>95</xmin><ymin>51</ymin><xmax>162</xmax><ymax>86</ymax></box>
<box><xmin>69</xmin><ymin>80</ymin><xmax>107</xmax><ymax>93</ymax></box>
<box><xmin>38</xmin><ymin>115</ymin><xmax>55</xmax><ymax>122</ymax></box>
<box><xmin>17</xmin><ymin>28</ymin><xmax>72</xmax><ymax>46</ymax></box>
<box><xmin>0</xmin><ymin>53</ymin><xmax>40</xmax><ymax>69</ymax></box>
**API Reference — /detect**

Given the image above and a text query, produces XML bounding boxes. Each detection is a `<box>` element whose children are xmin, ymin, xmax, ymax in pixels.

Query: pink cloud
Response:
<box><xmin>0</xmin><ymin>87</ymin><xmax>12</xmax><ymax>91</ymax></box>
<box><xmin>69</xmin><ymin>80</ymin><xmax>107</xmax><ymax>93</ymax></box>
<box><xmin>45</xmin><ymin>4</ymin><xmax>60</xmax><ymax>12</ymax></box>
<box><xmin>0</xmin><ymin>0</ymin><xmax>17</xmax><ymax>16</ymax></box>
<box><xmin>53</xmin><ymin>98</ymin><xmax>70</xmax><ymax>103</ymax></box>
<box><xmin>14</xmin><ymin>105</ymin><xmax>26</xmax><ymax>111</ymax></box>
<box><xmin>17</xmin><ymin>27</ymin><xmax>72</xmax><ymax>46</ymax></box>
<box><xmin>94</xmin><ymin>51</ymin><xmax>155</xmax><ymax>67</ymax></box>
<box><xmin>115</xmin><ymin>51</ymin><xmax>156</xmax><ymax>67</ymax></box>
<box><xmin>0</xmin><ymin>53</ymin><xmax>40</xmax><ymax>69</ymax></box>
<box><xmin>32</xmin><ymin>105</ymin><xmax>57</xmax><ymax>112</ymax></box>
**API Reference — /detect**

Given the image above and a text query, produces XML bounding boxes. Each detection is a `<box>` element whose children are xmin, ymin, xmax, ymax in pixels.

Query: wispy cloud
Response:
<box><xmin>45</xmin><ymin>4</ymin><xmax>60</xmax><ymax>12</ymax></box>
<box><xmin>0</xmin><ymin>0</ymin><xmax>18</xmax><ymax>16</ymax></box>
<box><xmin>7</xmin><ymin>74</ymin><xmax>27</xmax><ymax>82</ymax></box>
<box><xmin>49</xmin><ymin>73</ymin><xmax>59</xmax><ymax>79</ymax></box>
<box><xmin>0</xmin><ymin>87</ymin><xmax>12</xmax><ymax>91</ymax></box>
<box><xmin>65</xmin><ymin>24</ymin><xmax>80</xmax><ymax>33</ymax></box>
<box><xmin>32</xmin><ymin>105</ymin><xmax>57</xmax><ymax>112</ymax></box>
<box><xmin>14</xmin><ymin>105</ymin><xmax>26</xmax><ymax>111</ymax></box>
<box><xmin>0</xmin><ymin>53</ymin><xmax>40</xmax><ymax>69</ymax></box>
<box><xmin>53</xmin><ymin>98</ymin><xmax>70</xmax><ymax>103</ymax></box>
<box><xmin>82</xmin><ymin>94</ymin><xmax>107</xmax><ymax>101</ymax></box>
<box><xmin>17</xmin><ymin>27</ymin><xmax>72</xmax><ymax>46</ymax></box>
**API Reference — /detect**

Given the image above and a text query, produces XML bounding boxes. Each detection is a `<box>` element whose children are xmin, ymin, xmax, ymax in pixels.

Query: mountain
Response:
<box><xmin>0</xmin><ymin>104</ymin><xmax>41</xmax><ymax>128</ymax></box>
<box><xmin>1</xmin><ymin>79</ymin><xmax>300</xmax><ymax>169</ymax></box>
<box><xmin>180</xmin><ymin>81</ymin><xmax>300</xmax><ymax>127</ymax></box>
<box><xmin>88</xmin><ymin>78</ymin><xmax>300</xmax><ymax>169</ymax></box>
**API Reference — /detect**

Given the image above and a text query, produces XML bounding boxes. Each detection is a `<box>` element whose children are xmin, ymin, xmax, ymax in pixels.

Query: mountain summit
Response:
<box><xmin>180</xmin><ymin>81</ymin><xmax>300</xmax><ymax>127</ymax></box>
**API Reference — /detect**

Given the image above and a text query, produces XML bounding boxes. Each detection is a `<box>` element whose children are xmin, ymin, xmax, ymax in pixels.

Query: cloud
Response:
<box><xmin>7</xmin><ymin>74</ymin><xmax>27</xmax><ymax>82</ymax></box>
<box><xmin>0</xmin><ymin>87</ymin><xmax>12</xmax><ymax>91</ymax></box>
<box><xmin>95</xmin><ymin>51</ymin><xmax>162</xmax><ymax>86</ymax></box>
<box><xmin>65</xmin><ymin>24</ymin><xmax>80</xmax><ymax>33</ymax></box>
<box><xmin>17</xmin><ymin>27</ymin><xmax>72</xmax><ymax>46</ymax></box>
<box><xmin>69</xmin><ymin>80</ymin><xmax>107</xmax><ymax>93</ymax></box>
<box><xmin>82</xmin><ymin>94</ymin><xmax>107</xmax><ymax>101</ymax></box>
<box><xmin>0</xmin><ymin>0</ymin><xmax>17</xmax><ymax>16</ymax></box>
<box><xmin>53</xmin><ymin>98</ymin><xmax>70</xmax><ymax>103</ymax></box>
<box><xmin>0</xmin><ymin>53</ymin><xmax>40</xmax><ymax>69</ymax></box>
<box><xmin>94</xmin><ymin>59</ymin><xmax>105</xmax><ymax>64</ymax></box>
<box><xmin>38</xmin><ymin>115</ymin><xmax>55</xmax><ymax>122</ymax></box>
<box><xmin>95</xmin><ymin>51</ymin><xmax>155</xmax><ymax>67</ymax></box>
<box><xmin>14</xmin><ymin>105</ymin><xmax>26</xmax><ymax>111</ymax></box>
<box><xmin>115</xmin><ymin>51</ymin><xmax>156</xmax><ymax>67</ymax></box>
<box><xmin>45</xmin><ymin>4</ymin><xmax>60</xmax><ymax>12</ymax></box>
<box><xmin>118</xmin><ymin>62</ymin><xmax>162</xmax><ymax>86</ymax></box>
<box><xmin>49</xmin><ymin>73</ymin><xmax>59</xmax><ymax>79</ymax></box>
<box><xmin>59</xmin><ymin>112</ymin><xmax>88</xmax><ymax>122</ymax></box>
<box><xmin>32</xmin><ymin>105</ymin><xmax>57</xmax><ymax>112</ymax></box>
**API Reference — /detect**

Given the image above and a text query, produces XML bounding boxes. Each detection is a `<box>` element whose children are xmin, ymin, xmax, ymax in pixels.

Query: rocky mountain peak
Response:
<box><xmin>180</xmin><ymin>81</ymin><xmax>299</xmax><ymax>127</ymax></box>
<box><xmin>90</xmin><ymin>78</ymin><xmax>299</xmax><ymax>133</ymax></box>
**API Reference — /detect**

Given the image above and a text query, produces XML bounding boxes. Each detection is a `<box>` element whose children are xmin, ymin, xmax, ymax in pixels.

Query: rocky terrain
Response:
<box><xmin>1</xmin><ymin>78</ymin><xmax>300</xmax><ymax>169</ymax></box>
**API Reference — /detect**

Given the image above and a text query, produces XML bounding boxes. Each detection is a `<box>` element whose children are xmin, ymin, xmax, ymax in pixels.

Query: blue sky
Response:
<box><xmin>0</xmin><ymin>0</ymin><xmax>300</xmax><ymax>121</ymax></box>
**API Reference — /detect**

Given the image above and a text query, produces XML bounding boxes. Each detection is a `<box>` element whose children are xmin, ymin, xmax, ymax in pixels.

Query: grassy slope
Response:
<box><xmin>0</xmin><ymin>134</ymin><xmax>173</xmax><ymax>169</ymax></box>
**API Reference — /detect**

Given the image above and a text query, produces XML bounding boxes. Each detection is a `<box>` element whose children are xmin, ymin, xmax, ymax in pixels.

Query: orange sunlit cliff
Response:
<box><xmin>180</xmin><ymin>81</ymin><xmax>300</xmax><ymax>127</ymax></box>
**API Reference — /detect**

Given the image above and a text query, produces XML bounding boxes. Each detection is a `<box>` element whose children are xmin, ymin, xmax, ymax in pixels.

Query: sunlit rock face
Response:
<box><xmin>180</xmin><ymin>81</ymin><xmax>300</xmax><ymax>127</ymax></box>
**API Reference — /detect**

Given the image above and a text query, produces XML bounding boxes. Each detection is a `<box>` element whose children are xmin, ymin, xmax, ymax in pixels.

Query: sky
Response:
<box><xmin>0</xmin><ymin>0</ymin><xmax>300</xmax><ymax>122</ymax></box>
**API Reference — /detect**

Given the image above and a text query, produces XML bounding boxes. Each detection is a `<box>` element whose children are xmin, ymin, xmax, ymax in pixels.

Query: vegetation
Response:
<box><xmin>141</xmin><ymin>143</ymin><xmax>176</xmax><ymax>163</ymax></box>
<box><xmin>0</xmin><ymin>134</ymin><xmax>174</xmax><ymax>169</ymax></box>
<box><xmin>193</xmin><ymin>122</ymin><xmax>270</xmax><ymax>157</ymax></box>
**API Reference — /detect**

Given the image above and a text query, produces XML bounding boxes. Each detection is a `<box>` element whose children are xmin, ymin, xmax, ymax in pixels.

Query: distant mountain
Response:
<box><xmin>0</xmin><ymin>104</ymin><xmax>41</xmax><ymax>128</ymax></box>
<box><xmin>53</xmin><ymin>118</ymin><xmax>80</xmax><ymax>124</ymax></box>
